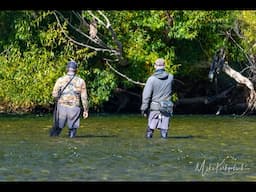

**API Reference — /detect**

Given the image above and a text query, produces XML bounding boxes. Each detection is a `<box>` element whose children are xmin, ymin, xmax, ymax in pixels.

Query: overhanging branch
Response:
<box><xmin>104</xmin><ymin>59</ymin><xmax>145</xmax><ymax>86</ymax></box>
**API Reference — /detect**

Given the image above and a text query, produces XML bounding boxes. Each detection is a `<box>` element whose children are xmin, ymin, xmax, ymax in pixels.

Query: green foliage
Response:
<box><xmin>87</xmin><ymin>68</ymin><xmax>117</xmax><ymax>111</ymax></box>
<box><xmin>100</xmin><ymin>10</ymin><xmax>179</xmax><ymax>84</ymax></box>
<box><xmin>173</xmin><ymin>11</ymin><xmax>238</xmax><ymax>80</ymax></box>
<box><xmin>102</xmin><ymin>10</ymin><xmax>237</xmax><ymax>86</ymax></box>
<box><xmin>0</xmin><ymin>10</ymin><xmax>254</xmax><ymax>113</ymax></box>
<box><xmin>0</xmin><ymin>11</ymin><xmax>94</xmax><ymax>112</ymax></box>
<box><xmin>236</xmin><ymin>11</ymin><xmax>256</xmax><ymax>57</ymax></box>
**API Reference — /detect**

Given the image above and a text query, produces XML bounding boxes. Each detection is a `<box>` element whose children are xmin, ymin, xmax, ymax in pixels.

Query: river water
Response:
<box><xmin>0</xmin><ymin>114</ymin><xmax>255</xmax><ymax>181</ymax></box>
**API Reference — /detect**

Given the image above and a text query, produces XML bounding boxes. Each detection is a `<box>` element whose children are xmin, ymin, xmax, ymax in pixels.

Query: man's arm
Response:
<box><xmin>140</xmin><ymin>77</ymin><xmax>153</xmax><ymax>116</ymax></box>
<box><xmin>81</xmin><ymin>80</ymin><xmax>89</xmax><ymax>119</ymax></box>
<box><xmin>52</xmin><ymin>78</ymin><xmax>61</xmax><ymax>100</ymax></box>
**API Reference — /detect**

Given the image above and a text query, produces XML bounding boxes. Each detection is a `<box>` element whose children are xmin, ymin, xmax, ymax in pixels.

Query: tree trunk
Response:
<box><xmin>176</xmin><ymin>63</ymin><xmax>256</xmax><ymax>115</ymax></box>
<box><xmin>222</xmin><ymin>63</ymin><xmax>256</xmax><ymax>114</ymax></box>
<box><xmin>176</xmin><ymin>86</ymin><xmax>235</xmax><ymax>105</ymax></box>
<box><xmin>222</xmin><ymin>63</ymin><xmax>254</xmax><ymax>91</ymax></box>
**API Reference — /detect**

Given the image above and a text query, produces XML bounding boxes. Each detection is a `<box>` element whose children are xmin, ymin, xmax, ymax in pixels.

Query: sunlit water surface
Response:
<box><xmin>0</xmin><ymin>114</ymin><xmax>255</xmax><ymax>181</ymax></box>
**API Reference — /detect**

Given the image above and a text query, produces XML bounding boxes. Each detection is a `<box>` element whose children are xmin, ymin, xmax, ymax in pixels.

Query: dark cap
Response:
<box><xmin>67</xmin><ymin>61</ymin><xmax>78</xmax><ymax>70</ymax></box>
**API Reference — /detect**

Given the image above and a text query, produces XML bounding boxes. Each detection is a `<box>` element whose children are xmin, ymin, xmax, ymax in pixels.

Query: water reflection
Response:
<box><xmin>0</xmin><ymin>114</ymin><xmax>255</xmax><ymax>181</ymax></box>
<box><xmin>169</xmin><ymin>135</ymin><xmax>207</xmax><ymax>139</ymax></box>
<box><xmin>76</xmin><ymin>135</ymin><xmax>118</xmax><ymax>138</ymax></box>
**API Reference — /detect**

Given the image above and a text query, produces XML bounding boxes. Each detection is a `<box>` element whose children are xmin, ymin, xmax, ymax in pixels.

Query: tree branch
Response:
<box><xmin>53</xmin><ymin>11</ymin><xmax>119</xmax><ymax>55</ymax></box>
<box><xmin>104</xmin><ymin>59</ymin><xmax>145</xmax><ymax>86</ymax></box>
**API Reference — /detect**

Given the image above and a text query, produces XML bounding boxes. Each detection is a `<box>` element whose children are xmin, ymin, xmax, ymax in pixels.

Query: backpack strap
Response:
<box><xmin>57</xmin><ymin>75</ymin><xmax>76</xmax><ymax>99</ymax></box>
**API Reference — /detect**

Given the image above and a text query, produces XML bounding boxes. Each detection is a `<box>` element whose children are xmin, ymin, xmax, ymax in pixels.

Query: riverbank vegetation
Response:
<box><xmin>1</xmin><ymin>10</ymin><xmax>256</xmax><ymax>115</ymax></box>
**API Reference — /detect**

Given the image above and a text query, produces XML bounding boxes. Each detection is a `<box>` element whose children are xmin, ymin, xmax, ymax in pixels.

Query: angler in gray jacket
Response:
<box><xmin>140</xmin><ymin>58</ymin><xmax>174</xmax><ymax>138</ymax></box>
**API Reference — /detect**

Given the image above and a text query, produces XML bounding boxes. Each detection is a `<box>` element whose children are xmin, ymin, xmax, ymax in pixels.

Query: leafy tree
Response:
<box><xmin>0</xmin><ymin>11</ymin><xmax>94</xmax><ymax>112</ymax></box>
<box><xmin>1</xmin><ymin>10</ymin><xmax>256</xmax><ymax>114</ymax></box>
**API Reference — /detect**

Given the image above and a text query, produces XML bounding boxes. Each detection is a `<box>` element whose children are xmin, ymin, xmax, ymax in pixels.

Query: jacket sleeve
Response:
<box><xmin>80</xmin><ymin>79</ymin><xmax>89</xmax><ymax>112</ymax></box>
<box><xmin>52</xmin><ymin>78</ymin><xmax>61</xmax><ymax>98</ymax></box>
<box><xmin>140</xmin><ymin>77</ymin><xmax>153</xmax><ymax>111</ymax></box>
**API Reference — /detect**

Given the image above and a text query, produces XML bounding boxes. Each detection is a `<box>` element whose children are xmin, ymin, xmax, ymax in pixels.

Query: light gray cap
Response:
<box><xmin>154</xmin><ymin>58</ymin><xmax>165</xmax><ymax>69</ymax></box>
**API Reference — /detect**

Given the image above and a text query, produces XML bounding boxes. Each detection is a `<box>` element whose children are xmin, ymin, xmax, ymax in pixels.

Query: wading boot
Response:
<box><xmin>146</xmin><ymin>127</ymin><xmax>154</xmax><ymax>138</ymax></box>
<box><xmin>160</xmin><ymin>129</ymin><xmax>168</xmax><ymax>139</ymax></box>
<box><xmin>69</xmin><ymin>129</ymin><xmax>77</xmax><ymax>138</ymax></box>
<box><xmin>50</xmin><ymin>128</ymin><xmax>62</xmax><ymax>137</ymax></box>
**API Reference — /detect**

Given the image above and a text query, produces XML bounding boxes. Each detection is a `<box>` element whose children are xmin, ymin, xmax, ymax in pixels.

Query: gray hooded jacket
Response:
<box><xmin>140</xmin><ymin>69</ymin><xmax>174</xmax><ymax>112</ymax></box>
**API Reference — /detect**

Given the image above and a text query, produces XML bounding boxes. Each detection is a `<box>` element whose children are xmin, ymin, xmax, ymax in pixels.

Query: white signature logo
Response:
<box><xmin>194</xmin><ymin>156</ymin><xmax>250</xmax><ymax>176</ymax></box>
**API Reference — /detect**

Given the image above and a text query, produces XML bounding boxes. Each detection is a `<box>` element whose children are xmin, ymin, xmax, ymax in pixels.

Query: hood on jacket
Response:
<box><xmin>153</xmin><ymin>69</ymin><xmax>169</xmax><ymax>80</ymax></box>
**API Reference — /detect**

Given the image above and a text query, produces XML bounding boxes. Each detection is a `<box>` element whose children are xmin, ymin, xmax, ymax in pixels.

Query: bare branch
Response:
<box><xmin>55</xmin><ymin>11</ymin><xmax>109</xmax><ymax>49</ymax></box>
<box><xmin>98</xmin><ymin>10</ymin><xmax>111</xmax><ymax>28</ymax></box>
<box><xmin>86</xmin><ymin>11</ymin><xmax>123</xmax><ymax>59</ymax></box>
<box><xmin>176</xmin><ymin>86</ymin><xmax>235</xmax><ymax>105</ymax></box>
<box><xmin>222</xmin><ymin>62</ymin><xmax>256</xmax><ymax>115</ymax></box>
<box><xmin>87</xmin><ymin>11</ymin><xmax>107</xmax><ymax>28</ymax></box>
<box><xmin>53</xmin><ymin>10</ymin><xmax>141</xmax><ymax>87</ymax></box>
<box><xmin>104</xmin><ymin>59</ymin><xmax>146</xmax><ymax>86</ymax></box>
<box><xmin>72</xmin><ymin>11</ymin><xmax>89</xmax><ymax>29</ymax></box>
<box><xmin>223</xmin><ymin>63</ymin><xmax>254</xmax><ymax>91</ymax></box>
<box><xmin>53</xmin><ymin>11</ymin><xmax>119</xmax><ymax>55</ymax></box>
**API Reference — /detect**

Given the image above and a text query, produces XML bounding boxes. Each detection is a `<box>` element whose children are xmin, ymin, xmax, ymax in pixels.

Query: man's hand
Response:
<box><xmin>83</xmin><ymin>111</ymin><xmax>89</xmax><ymax>119</ymax></box>
<box><xmin>141</xmin><ymin>110</ymin><xmax>147</xmax><ymax>118</ymax></box>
